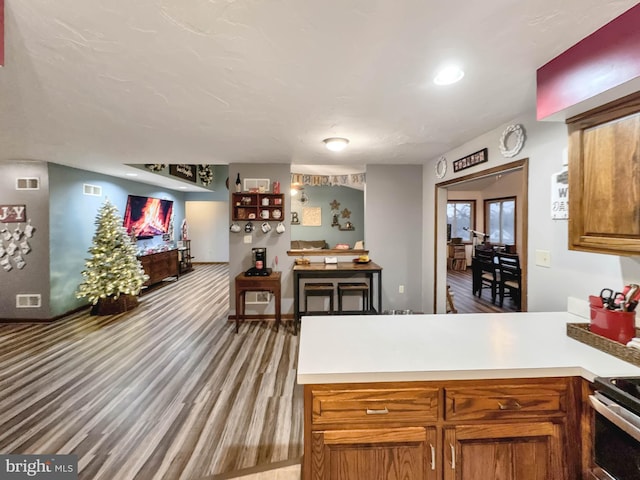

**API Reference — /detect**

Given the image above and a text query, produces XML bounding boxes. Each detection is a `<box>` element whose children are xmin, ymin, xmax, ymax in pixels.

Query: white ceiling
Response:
<box><xmin>0</xmin><ymin>1</ymin><xmax>636</xmax><ymax>190</ymax></box>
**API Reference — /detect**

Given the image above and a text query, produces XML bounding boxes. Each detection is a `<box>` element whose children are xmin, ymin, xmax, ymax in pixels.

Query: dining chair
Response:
<box><xmin>473</xmin><ymin>248</ymin><xmax>499</xmax><ymax>303</ymax></box>
<box><xmin>497</xmin><ymin>252</ymin><xmax>522</xmax><ymax>310</ymax></box>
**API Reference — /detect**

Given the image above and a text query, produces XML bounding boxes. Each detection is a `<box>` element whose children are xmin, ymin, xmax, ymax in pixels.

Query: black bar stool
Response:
<box><xmin>304</xmin><ymin>283</ymin><xmax>334</xmax><ymax>314</ymax></box>
<box><xmin>337</xmin><ymin>282</ymin><xmax>369</xmax><ymax>313</ymax></box>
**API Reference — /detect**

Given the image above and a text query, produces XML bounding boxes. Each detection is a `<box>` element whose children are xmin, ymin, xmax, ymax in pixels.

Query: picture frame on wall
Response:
<box><xmin>169</xmin><ymin>165</ymin><xmax>197</xmax><ymax>182</ymax></box>
<box><xmin>243</xmin><ymin>178</ymin><xmax>270</xmax><ymax>192</ymax></box>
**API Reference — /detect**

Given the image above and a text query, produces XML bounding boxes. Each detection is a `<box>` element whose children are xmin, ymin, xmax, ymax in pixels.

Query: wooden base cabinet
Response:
<box><xmin>443</xmin><ymin>423</ymin><xmax>563</xmax><ymax>480</ymax></box>
<box><xmin>304</xmin><ymin>378</ymin><xmax>580</xmax><ymax>480</ymax></box>
<box><xmin>311</xmin><ymin>427</ymin><xmax>437</xmax><ymax>480</ymax></box>
<box><xmin>138</xmin><ymin>249</ymin><xmax>179</xmax><ymax>287</ymax></box>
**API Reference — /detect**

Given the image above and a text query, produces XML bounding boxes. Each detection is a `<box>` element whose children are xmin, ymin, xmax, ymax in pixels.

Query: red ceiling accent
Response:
<box><xmin>0</xmin><ymin>0</ymin><xmax>4</xmax><ymax>66</ymax></box>
<box><xmin>536</xmin><ymin>3</ymin><xmax>640</xmax><ymax>120</ymax></box>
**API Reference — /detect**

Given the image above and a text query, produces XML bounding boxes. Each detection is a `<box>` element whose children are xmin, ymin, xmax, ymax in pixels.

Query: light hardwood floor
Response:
<box><xmin>0</xmin><ymin>264</ymin><xmax>303</xmax><ymax>479</ymax></box>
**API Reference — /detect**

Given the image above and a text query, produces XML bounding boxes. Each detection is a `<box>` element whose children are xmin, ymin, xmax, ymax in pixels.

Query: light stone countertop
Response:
<box><xmin>296</xmin><ymin>312</ymin><xmax>640</xmax><ymax>384</ymax></box>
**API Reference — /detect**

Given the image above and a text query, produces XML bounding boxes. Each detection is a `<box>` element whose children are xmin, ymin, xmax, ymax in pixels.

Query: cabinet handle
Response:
<box><xmin>497</xmin><ymin>399</ymin><xmax>522</xmax><ymax>410</ymax></box>
<box><xmin>365</xmin><ymin>407</ymin><xmax>389</xmax><ymax>415</ymax></box>
<box><xmin>429</xmin><ymin>443</ymin><xmax>436</xmax><ymax>471</ymax></box>
<box><xmin>450</xmin><ymin>443</ymin><xmax>455</xmax><ymax>469</ymax></box>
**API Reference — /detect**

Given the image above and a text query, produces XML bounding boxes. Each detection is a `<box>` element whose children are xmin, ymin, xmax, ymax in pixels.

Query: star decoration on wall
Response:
<box><xmin>341</xmin><ymin>208</ymin><xmax>351</xmax><ymax>219</ymax></box>
<box><xmin>330</xmin><ymin>199</ymin><xmax>341</xmax><ymax>211</ymax></box>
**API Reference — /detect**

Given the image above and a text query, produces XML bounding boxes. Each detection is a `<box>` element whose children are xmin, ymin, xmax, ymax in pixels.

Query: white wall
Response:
<box><xmin>423</xmin><ymin>109</ymin><xmax>640</xmax><ymax>314</ymax></box>
<box><xmin>366</xmin><ymin>165</ymin><xmax>423</xmax><ymax>312</ymax></box>
<box><xmin>185</xmin><ymin>201</ymin><xmax>229</xmax><ymax>262</ymax></box>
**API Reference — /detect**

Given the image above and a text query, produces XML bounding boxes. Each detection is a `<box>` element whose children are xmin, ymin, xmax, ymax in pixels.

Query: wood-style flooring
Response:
<box><xmin>0</xmin><ymin>264</ymin><xmax>303</xmax><ymax>480</ymax></box>
<box><xmin>447</xmin><ymin>267</ymin><xmax>519</xmax><ymax>314</ymax></box>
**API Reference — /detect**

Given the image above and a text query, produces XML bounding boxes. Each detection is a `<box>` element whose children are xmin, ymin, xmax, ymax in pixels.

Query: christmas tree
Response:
<box><xmin>77</xmin><ymin>199</ymin><xmax>149</xmax><ymax>305</ymax></box>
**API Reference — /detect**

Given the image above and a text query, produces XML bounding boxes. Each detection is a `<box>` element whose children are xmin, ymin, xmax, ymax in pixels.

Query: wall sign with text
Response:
<box><xmin>551</xmin><ymin>167</ymin><xmax>569</xmax><ymax>220</ymax></box>
<box><xmin>453</xmin><ymin>148</ymin><xmax>488</xmax><ymax>173</ymax></box>
<box><xmin>0</xmin><ymin>204</ymin><xmax>27</xmax><ymax>223</ymax></box>
<box><xmin>169</xmin><ymin>164</ymin><xmax>197</xmax><ymax>182</ymax></box>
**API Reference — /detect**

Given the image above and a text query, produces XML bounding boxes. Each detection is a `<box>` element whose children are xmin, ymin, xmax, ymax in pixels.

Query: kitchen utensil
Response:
<box><xmin>600</xmin><ymin>288</ymin><xmax>625</xmax><ymax>310</ymax></box>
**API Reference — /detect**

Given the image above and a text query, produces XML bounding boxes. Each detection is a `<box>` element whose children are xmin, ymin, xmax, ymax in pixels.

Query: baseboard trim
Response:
<box><xmin>227</xmin><ymin>313</ymin><xmax>295</xmax><ymax>321</ymax></box>
<box><xmin>204</xmin><ymin>457</ymin><xmax>302</xmax><ymax>480</ymax></box>
<box><xmin>0</xmin><ymin>304</ymin><xmax>91</xmax><ymax>324</ymax></box>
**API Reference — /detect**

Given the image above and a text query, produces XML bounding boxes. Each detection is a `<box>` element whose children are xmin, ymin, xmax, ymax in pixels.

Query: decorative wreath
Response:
<box><xmin>499</xmin><ymin>124</ymin><xmax>526</xmax><ymax>158</ymax></box>
<box><xmin>435</xmin><ymin>156</ymin><xmax>447</xmax><ymax>179</ymax></box>
<box><xmin>145</xmin><ymin>164</ymin><xmax>166</xmax><ymax>172</ymax></box>
<box><xmin>198</xmin><ymin>165</ymin><xmax>214</xmax><ymax>186</ymax></box>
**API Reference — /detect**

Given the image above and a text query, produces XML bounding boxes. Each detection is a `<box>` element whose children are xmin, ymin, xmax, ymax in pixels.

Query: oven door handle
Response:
<box><xmin>589</xmin><ymin>394</ymin><xmax>640</xmax><ymax>442</ymax></box>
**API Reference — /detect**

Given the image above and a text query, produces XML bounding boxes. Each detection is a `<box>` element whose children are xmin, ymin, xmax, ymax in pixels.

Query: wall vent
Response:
<box><xmin>16</xmin><ymin>178</ymin><xmax>40</xmax><ymax>190</ymax></box>
<box><xmin>16</xmin><ymin>294</ymin><xmax>42</xmax><ymax>308</ymax></box>
<box><xmin>83</xmin><ymin>184</ymin><xmax>102</xmax><ymax>196</ymax></box>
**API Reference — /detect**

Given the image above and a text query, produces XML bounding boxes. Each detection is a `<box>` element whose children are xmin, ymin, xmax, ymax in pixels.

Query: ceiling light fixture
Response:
<box><xmin>434</xmin><ymin>65</ymin><xmax>464</xmax><ymax>86</ymax></box>
<box><xmin>323</xmin><ymin>137</ymin><xmax>349</xmax><ymax>152</ymax></box>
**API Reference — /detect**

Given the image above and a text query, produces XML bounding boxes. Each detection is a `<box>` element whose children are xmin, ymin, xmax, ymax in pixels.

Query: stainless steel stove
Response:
<box><xmin>590</xmin><ymin>377</ymin><xmax>640</xmax><ymax>479</ymax></box>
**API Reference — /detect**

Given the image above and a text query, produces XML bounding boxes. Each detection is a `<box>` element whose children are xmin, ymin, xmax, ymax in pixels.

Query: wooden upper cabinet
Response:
<box><xmin>567</xmin><ymin>91</ymin><xmax>640</xmax><ymax>255</ymax></box>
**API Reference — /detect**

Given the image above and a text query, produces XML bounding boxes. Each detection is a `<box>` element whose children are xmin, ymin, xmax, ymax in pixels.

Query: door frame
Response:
<box><xmin>433</xmin><ymin>158</ymin><xmax>529</xmax><ymax>313</ymax></box>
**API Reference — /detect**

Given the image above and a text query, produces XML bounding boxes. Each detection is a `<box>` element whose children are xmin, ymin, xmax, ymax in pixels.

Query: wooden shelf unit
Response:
<box><xmin>178</xmin><ymin>240</ymin><xmax>193</xmax><ymax>275</ymax></box>
<box><xmin>447</xmin><ymin>243</ymin><xmax>467</xmax><ymax>271</ymax></box>
<box><xmin>231</xmin><ymin>193</ymin><xmax>285</xmax><ymax>222</ymax></box>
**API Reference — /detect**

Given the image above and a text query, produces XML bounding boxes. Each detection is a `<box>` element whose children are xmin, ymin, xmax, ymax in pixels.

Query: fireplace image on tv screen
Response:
<box><xmin>123</xmin><ymin>195</ymin><xmax>173</xmax><ymax>238</ymax></box>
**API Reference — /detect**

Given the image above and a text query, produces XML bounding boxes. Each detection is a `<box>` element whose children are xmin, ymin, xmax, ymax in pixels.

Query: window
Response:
<box><xmin>447</xmin><ymin>201</ymin><xmax>475</xmax><ymax>242</ymax></box>
<box><xmin>485</xmin><ymin>197</ymin><xmax>516</xmax><ymax>245</ymax></box>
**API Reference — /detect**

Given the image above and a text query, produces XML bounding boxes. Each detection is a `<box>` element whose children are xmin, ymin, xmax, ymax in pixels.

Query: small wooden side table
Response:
<box><xmin>234</xmin><ymin>271</ymin><xmax>282</xmax><ymax>333</ymax></box>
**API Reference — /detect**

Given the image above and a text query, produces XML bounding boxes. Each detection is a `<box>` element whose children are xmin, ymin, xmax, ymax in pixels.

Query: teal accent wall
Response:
<box><xmin>186</xmin><ymin>165</ymin><xmax>229</xmax><ymax>202</ymax></box>
<box><xmin>48</xmin><ymin>164</ymin><xmax>187</xmax><ymax>317</ymax></box>
<box><xmin>290</xmin><ymin>185</ymin><xmax>364</xmax><ymax>248</ymax></box>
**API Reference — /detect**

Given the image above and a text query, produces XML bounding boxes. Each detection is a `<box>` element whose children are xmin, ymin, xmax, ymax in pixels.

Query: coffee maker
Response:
<box><xmin>245</xmin><ymin>247</ymin><xmax>271</xmax><ymax>276</ymax></box>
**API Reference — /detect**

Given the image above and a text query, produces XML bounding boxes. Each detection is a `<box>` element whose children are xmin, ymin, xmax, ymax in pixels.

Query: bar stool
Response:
<box><xmin>337</xmin><ymin>282</ymin><xmax>369</xmax><ymax>313</ymax></box>
<box><xmin>304</xmin><ymin>283</ymin><xmax>334</xmax><ymax>314</ymax></box>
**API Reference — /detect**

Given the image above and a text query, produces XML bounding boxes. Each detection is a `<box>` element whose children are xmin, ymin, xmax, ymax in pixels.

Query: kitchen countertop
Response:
<box><xmin>297</xmin><ymin>312</ymin><xmax>640</xmax><ymax>384</ymax></box>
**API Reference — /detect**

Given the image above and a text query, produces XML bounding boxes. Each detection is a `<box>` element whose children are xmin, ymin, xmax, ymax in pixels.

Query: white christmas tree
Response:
<box><xmin>77</xmin><ymin>199</ymin><xmax>149</xmax><ymax>305</ymax></box>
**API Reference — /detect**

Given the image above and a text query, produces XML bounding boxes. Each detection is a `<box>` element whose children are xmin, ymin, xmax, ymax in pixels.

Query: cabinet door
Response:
<box><xmin>568</xmin><ymin>92</ymin><xmax>640</xmax><ymax>255</ymax></box>
<box><xmin>311</xmin><ymin>426</ymin><xmax>437</xmax><ymax>480</ymax></box>
<box><xmin>443</xmin><ymin>423</ymin><xmax>564</xmax><ymax>480</ymax></box>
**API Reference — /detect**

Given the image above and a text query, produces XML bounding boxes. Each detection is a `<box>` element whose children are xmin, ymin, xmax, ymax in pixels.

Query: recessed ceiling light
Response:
<box><xmin>179</xmin><ymin>186</ymin><xmax>187</xmax><ymax>190</ymax></box>
<box><xmin>323</xmin><ymin>137</ymin><xmax>349</xmax><ymax>152</ymax></box>
<box><xmin>434</xmin><ymin>65</ymin><xmax>464</xmax><ymax>86</ymax></box>
<box><xmin>125</xmin><ymin>173</ymin><xmax>138</xmax><ymax>177</ymax></box>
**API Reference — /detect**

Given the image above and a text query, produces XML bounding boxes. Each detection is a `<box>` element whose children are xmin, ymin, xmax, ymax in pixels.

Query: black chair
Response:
<box><xmin>473</xmin><ymin>248</ymin><xmax>498</xmax><ymax>303</ymax></box>
<box><xmin>497</xmin><ymin>252</ymin><xmax>522</xmax><ymax>310</ymax></box>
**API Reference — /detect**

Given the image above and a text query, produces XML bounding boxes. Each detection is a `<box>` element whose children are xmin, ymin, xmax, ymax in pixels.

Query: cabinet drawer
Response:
<box><xmin>445</xmin><ymin>383</ymin><xmax>566</xmax><ymax>421</ymax></box>
<box><xmin>312</xmin><ymin>386</ymin><xmax>438</xmax><ymax>426</ymax></box>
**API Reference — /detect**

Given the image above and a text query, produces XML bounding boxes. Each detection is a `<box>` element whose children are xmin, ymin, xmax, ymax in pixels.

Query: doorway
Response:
<box><xmin>435</xmin><ymin>159</ymin><xmax>529</xmax><ymax>313</ymax></box>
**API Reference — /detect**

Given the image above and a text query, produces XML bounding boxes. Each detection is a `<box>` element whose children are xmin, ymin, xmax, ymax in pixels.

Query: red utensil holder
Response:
<box><xmin>590</xmin><ymin>306</ymin><xmax>636</xmax><ymax>344</ymax></box>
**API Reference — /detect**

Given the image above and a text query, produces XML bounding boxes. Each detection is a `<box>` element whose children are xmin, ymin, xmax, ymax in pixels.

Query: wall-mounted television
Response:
<box><xmin>123</xmin><ymin>195</ymin><xmax>173</xmax><ymax>239</ymax></box>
